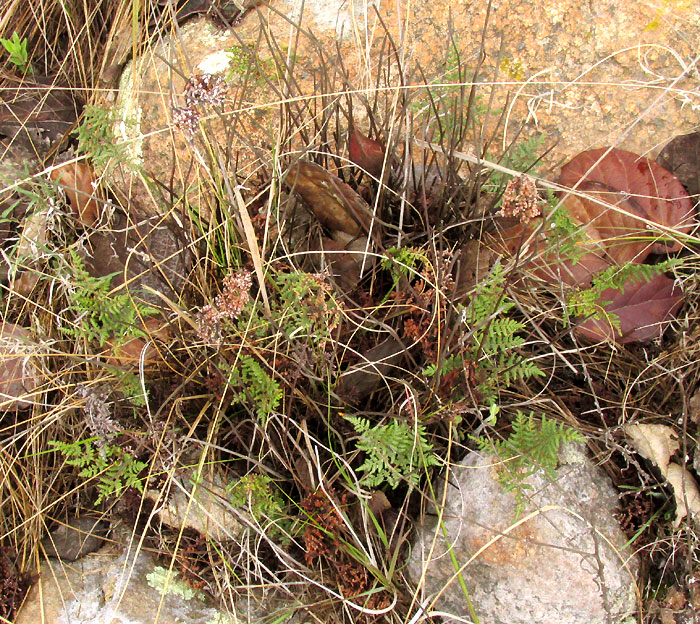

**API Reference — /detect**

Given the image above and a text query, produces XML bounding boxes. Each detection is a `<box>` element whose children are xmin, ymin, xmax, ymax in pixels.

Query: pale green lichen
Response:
<box><xmin>198</xmin><ymin>50</ymin><xmax>233</xmax><ymax>75</ymax></box>
<box><xmin>146</xmin><ymin>566</ymin><xmax>205</xmax><ymax>602</ymax></box>
<box><xmin>112</xmin><ymin>61</ymin><xmax>144</xmax><ymax>168</ymax></box>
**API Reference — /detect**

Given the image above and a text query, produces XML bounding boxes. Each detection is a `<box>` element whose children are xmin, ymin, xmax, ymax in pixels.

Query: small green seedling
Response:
<box><xmin>1</xmin><ymin>32</ymin><xmax>31</xmax><ymax>74</ymax></box>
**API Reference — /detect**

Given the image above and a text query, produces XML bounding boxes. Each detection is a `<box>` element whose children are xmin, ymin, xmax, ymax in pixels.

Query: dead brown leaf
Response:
<box><xmin>336</xmin><ymin>337</ymin><xmax>405</xmax><ymax>402</ymax></box>
<box><xmin>0</xmin><ymin>76</ymin><xmax>78</xmax><ymax>153</ymax></box>
<box><xmin>84</xmin><ymin>212</ymin><xmax>191</xmax><ymax>310</ymax></box>
<box><xmin>101</xmin><ymin>317</ymin><xmax>170</xmax><ymax>370</ymax></box>
<box><xmin>666</xmin><ymin>463</ymin><xmax>700</xmax><ymax>528</ymax></box>
<box><xmin>348</xmin><ymin>125</ymin><xmax>385</xmax><ymax>180</ymax></box>
<box><xmin>559</xmin><ymin>147</ymin><xmax>694</xmax><ymax>254</ymax></box>
<box><xmin>624</xmin><ymin>423</ymin><xmax>680</xmax><ymax>475</ymax></box>
<box><xmin>575</xmin><ymin>274</ymin><xmax>684</xmax><ymax>344</ymax></box>
<box><xmin>285</xmin><ymin>160</ymin><xmax>372</xmax><ymax>237</ymax></box>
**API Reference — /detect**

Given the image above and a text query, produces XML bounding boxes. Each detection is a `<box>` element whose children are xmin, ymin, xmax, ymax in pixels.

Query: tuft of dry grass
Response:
<box><xmin>0</xmin><ymin>1</ymin><xmax>699</xmax><ymax>623</ymax></box>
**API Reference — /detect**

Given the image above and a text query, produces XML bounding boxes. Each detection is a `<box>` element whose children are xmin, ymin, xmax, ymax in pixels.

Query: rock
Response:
<box><xmin>15</xmin><ymin>541</ymin><xmax>307</xmax><ymax>624</ymax></box>
<box><xmin>103</xmin><ymin>0</ymin><xmax>700</xmax><ymax>224</ymax></box>
<box><xmin>40</xmin><ymin>514</ymin><xmax>109</xmax><ymax>562</ymax></box>
<box><xmin>14</xmin><ymin>545</ymin><xmax>235</xmax><ymax>624</ymax></box>
<box><xmin>104</xmin><ymin>1</ymin><xmax>380</xmax><ymax>220</ymax></box>
<box><xmin>146</xmin><ymin>466</ymin><xmax>246</xmax><ymax>542</ymax></box>
<box><xmin>0</xmin><ymin>323</ymin><xmax>41</xmax><ymax>411</ymax></box>
<box><xmin>408</xmin><ymin>447</ymin><xmax>639</xmax><ymax>624</ymax></box>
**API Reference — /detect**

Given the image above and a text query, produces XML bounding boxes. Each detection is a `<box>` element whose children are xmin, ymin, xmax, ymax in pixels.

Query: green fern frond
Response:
<box><xmin>50</xmin><ymin>439</ymin><xmax>146</xmax><ymax>505</ymax></box>
<box><xmin>346</xmin><ymin>416</ymin><xmax>440</xmax><ymax>489</ymax></box>
<box><xmin>474</xmin><ymin>412</ymin><xmax>584</xmax><ymax>516</ymax></box>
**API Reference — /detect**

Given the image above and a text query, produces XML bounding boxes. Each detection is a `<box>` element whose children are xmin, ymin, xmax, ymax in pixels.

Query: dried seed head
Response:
<box><xmin>196</xmin><ymin>270</ymin><xmax>253</xmax><ymax>343</ymax></box>
<box><xmin>497</xmin><ymin>175</ymin><xmax>541</xmax><ymax>224</ymax></box>
<box><xmin>184</xmin><ymin>73</ymin><xmax>229</xmax><ymax>108</ymax></box>
<box><xmin>172</xmin><ymin>106</ymin><xmax>200</xmax><ymax>136</ymax></box>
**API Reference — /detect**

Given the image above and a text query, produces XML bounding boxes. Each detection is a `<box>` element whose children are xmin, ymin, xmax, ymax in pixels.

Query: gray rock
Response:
<box><xmin>15</xmin><ymin>543</ymin><xmax>280</xmax><ymax>624</ymax></box>
<box><xmin>408</xmin><ymin>446</ymin><xmax>639</xmax><ymax>624</ymax></box>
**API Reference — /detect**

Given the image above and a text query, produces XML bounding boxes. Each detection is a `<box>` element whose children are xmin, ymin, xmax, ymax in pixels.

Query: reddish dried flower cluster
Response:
<box><xmin>301</xmin><ymin>488</ymin><xmax>392</xmax><ymax>618</ymax></box>
<box><xmin>302</xmin><ymin>489</ymin><xmax>346</xmax><ymax>565</ymax></box>
<box><xmin>497</xmin><ymin>175</ymin><xmax>541</xmax><ymax>224</ymax></box>
<box><xmin>197</xmin><ymin>270</ymin><xmax>252</xmax><ymax>343</ymax></box>
<box><xmin>173</xmin><ymin>73</ymin><xmax>228</xmax><ymax>136</ymax></box>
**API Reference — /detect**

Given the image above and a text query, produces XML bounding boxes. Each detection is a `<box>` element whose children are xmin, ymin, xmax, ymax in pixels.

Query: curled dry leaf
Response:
<box><xmin>348</xmin><ymin>126</ymin><xmax>385</xmax><ymax>180</ymax></box>
<box><xmin>666</xmin><ymin>463</ymin><xmax>700</xmax><ymax>528</ymax></box>
<box><xmin>84</xmin><ymin>212</ymin><xmax>192</xmax><ymax>309</ymax></box>
<box><xmin>488</xmin><ymin>217</ymin><xmax>611</xmax><ymax>287</ymax></box>
<box><xmin>624</xmin><ymin>423</ymin><xmax>680</xmax><ymax>475</ymax></box>
<box><xmin>336</xmin><ymin>337</ymin><xmax>405</xmax><ymax>402</ymax></box>
<box><xmin>10</xmin><ymin>208</ymin><xmax>50</xmax><ymax>296</ymax></box>
<box><xmin>559</xmin><ymin>147</ymin><xmax>694</xmax><ymax>254</ymax></box>
<box><xmin>101</xmin><ymin>317</ymin><xmax>170</xmax><ymax>370</ymax></box>
<box><xmin>624</xmin><ymin>422</ymin><xmax>700</xmax><ymax>527</ymax></box>
<box><xmin>491</xmin><ymin>146</ymin><xmax>694</xmax><ymax>343</ymax></box>
<box><xmin>50</xmin><ymin>161</ymin><xmax>101</xmax><ymax>226</ymax></box>
<box><xmin>0</xmin><ymin>76</ymin><xmax>79</xmax><ymax>153</ymax></box>
<box><xmin>368</xmin><ymin>490</ymin><xmax>391</xmax><ymax>517</ymax></box>
<box><xmin>575</xmin><ymin>273</ymin><xmax>683</xmax><ymax>344</ymax></box>
<box><xmin>285</xmin><ymin>160</ymin><xmax>371</xmax><ymax>237</ymax></box>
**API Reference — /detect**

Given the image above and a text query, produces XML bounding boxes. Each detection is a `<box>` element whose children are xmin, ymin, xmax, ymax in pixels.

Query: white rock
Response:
<box><xmin>408</xmin><ymin>448</ymin><xmax>639</xmax><ymax>624</ymax></box>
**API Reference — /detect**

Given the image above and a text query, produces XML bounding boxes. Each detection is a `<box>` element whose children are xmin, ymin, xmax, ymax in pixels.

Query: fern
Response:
<box><xmin>488</xmin><ymin>134</ymin><xmax>547</xmax><ymax>195</ymax></box>
<box><xmin>381</xmin><ymin>246</ymin><xmax>429</xmax><ymax>284</ymax></box>
<box><xmin>474</xmin><ymin>412</ymin><xmax>584</xmax><ymax>515</ymax></box>
<box><xmin>60</xmin><ymin>250</ymin><xmax>157</xmax><ymax>347</ymax></box>
<box><xmin>274</xmin><ymin>270</ymin><xmax>341</xmax><ymax>345</ymax></box>
<box><xmin>225</xmin><ymin>354</ymin><xmax>283</xmax><ymax>424</ymax></box>
<box><xmin>544</xmin><ymin>196</ymin><xmax>588</xmax><ymax>266</ymax></box>
<box><xmin>463</xmin><ymin>262</ymin><xmax>544</xmax><ymax>406</ymax></box>
<box><xmin>227</xmin><ymin>473</ymin><xmax>290</xmax><ymax>539</ymax></box>
<box><xmin>346</xmin><ymin>415</ymin><xmax>440</xmax><ymax>489</ymax></box>
<box><xmin>75</xmin><ymin>105</ymin><xmax>137</xmax><ymax>172</ymax></box>
<box><xmin>50</xmin><ymin>438</ymin><xmax>147</xmax><ymax>505</ymax></box>
<box><xmin>423</xmin><ymin>353</ymin><xmax>463</xmax><ymax>377</ymax></box>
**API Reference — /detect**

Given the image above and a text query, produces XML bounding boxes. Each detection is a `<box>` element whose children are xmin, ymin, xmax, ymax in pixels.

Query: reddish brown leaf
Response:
<box><xmin>656</xmin><ymin>131</ymin><xmax>700</xmax><ymax>201</ymax></box>
<box><xmin>84</xmin><ymin>212</ymin><xmax>192</xmax><ymax>309</ymax></box>
<box><xmin>348</xmin><ymin>126</ymin><xmax>385</xmax><ymax>179</ymax></box>
<box><xmin>50</xmin><ymin>161</ymin><xmax>100</xmax><ymax>226</ymax></box>
<box><xmin>101</xmin><ymin>317</ymin><xmax>170</xmax><ymax>369</ymax></box>
<box><xmin>285</xmin><ymin>160</ymin><xmax>371</xmax><ymax>236</ymax></box>
<box><xmin>560</xmin><ymin>147</ymin><xmax>694</xmax><ymax>253</ymax></box>
<box><xmin>336</xmin><ymin>336</ymin><xmax>404</xmax><ymax>402</ymax></box>
<box><xmin>575</xmin><ymin>273</ymin><xmax>683</xmax><ymax>344</ymax></box>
